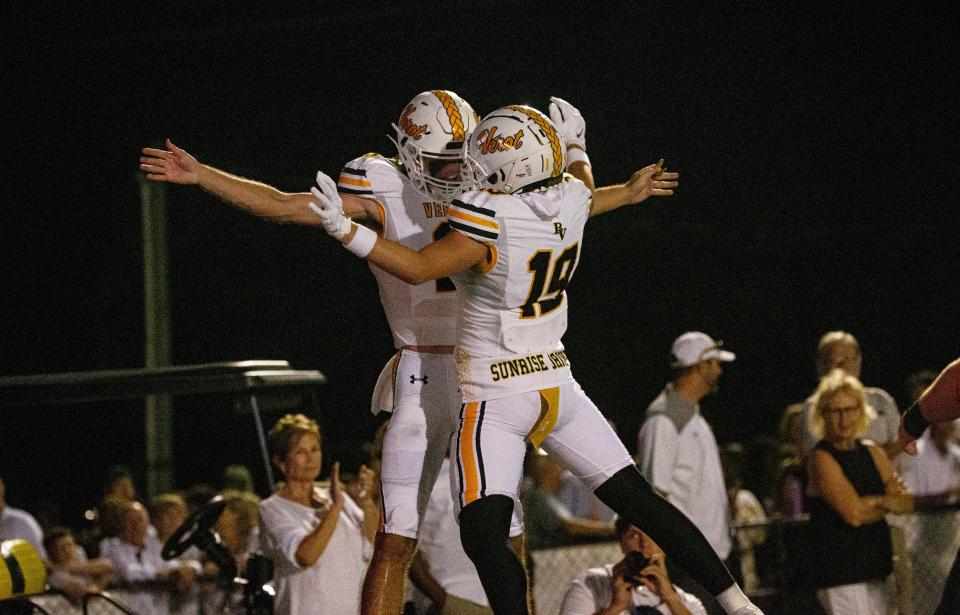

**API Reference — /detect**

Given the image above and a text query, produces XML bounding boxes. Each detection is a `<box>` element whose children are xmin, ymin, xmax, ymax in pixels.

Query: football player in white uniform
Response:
<box><xmin>140</xmin><ymin>91</ymin><xmax>671</xmax><ymax>615</ymax></box>
<box><xmin>310</xmin><ymin>105</ymin><xmax>761</xmax><ymax>615</ymax></box>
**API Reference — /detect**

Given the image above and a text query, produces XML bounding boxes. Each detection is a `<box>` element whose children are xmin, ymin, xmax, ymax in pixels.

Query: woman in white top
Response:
<box><xmin>258</xmin><ymin>413</ymin><xmax>377</xmax><ymax>615</ymax></box>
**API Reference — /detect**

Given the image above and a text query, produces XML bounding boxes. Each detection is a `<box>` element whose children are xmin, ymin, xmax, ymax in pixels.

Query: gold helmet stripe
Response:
<box><xmin>504</xmin><ymin>105</ymin><xmax>564</xmax><ymax>178</ymax></box>
<box><xmin>432</xmin><ymin>90</ymin><xmax>466</xmax><ymax>143</ymax></box>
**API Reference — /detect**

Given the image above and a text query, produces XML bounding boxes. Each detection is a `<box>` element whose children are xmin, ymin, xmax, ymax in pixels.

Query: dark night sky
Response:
<box><xmin>2</xmin><ymin>2</ymin><xmax>958</xmax><ymax>521</ymax></box>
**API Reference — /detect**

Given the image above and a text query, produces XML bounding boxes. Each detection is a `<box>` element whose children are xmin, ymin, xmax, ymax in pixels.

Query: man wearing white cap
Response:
<box><xmin>637</xmin><ymin>332</ymin><xmax>737</xmax><ymax>611</ymax></box>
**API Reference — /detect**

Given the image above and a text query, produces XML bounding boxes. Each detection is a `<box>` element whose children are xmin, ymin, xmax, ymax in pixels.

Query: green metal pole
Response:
<box><xmin>138</xmin><ymin>174</ymin><xmax>174</xmax><ymax>497</ymax></box>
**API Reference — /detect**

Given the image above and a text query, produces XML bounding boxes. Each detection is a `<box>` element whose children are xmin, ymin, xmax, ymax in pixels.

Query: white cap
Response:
<box><xmin>670</xmin><ymin>331</ymin><xmax>736</xmax><ymax>368</ymax></box>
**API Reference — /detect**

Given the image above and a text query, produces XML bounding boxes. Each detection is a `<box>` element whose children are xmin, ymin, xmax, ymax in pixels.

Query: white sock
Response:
<box><xmin>716</xmin><ymin>584</ymin><xmax>751</xmax><ymax>613</ymax></box>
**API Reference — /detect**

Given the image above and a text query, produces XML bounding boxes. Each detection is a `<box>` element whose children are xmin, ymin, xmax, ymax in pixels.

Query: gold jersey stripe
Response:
<box><xmin>460</xmin><ymin>401</ymin><xmax>482</xmax><ymax>505</ymax></box>
<box><xmin>339</xmin><ymin>176</ymin><xmax>372</xmax><ymax>188</ymax></box>
<box><xmin>447</xmin><ymin>207</ymin><xmax>500</xmax><ymax>230</ymax></box>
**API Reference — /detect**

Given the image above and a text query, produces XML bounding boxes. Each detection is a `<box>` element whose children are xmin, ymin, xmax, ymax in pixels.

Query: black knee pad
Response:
<box><xmin>459</xmin><ymin>494</ymin><xmax>513</xmax><ymax>559</ymax></box>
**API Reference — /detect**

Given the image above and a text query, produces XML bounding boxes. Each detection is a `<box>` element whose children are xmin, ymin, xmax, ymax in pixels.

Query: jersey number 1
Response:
<box><xmin>520</xmin><ymin>243</ymin><xmax>580</xmax><ymax>318</ymax></box>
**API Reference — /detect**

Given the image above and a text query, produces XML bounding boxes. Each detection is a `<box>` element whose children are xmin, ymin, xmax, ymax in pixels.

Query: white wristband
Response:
<box><xmin>565</xmin><ymin>147</ymin><xmax>590</xmax><ymax>169</ymax></box>
<box><xmin>344</xmin><ymin>223</ymin><xmax>378</xmax><ymax>258</ymax></box>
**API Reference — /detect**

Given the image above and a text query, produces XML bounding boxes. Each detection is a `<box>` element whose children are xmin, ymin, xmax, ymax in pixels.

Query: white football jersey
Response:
<box><xmin>337</xmin><ymin>154</ymin><xmax>459</xmax><ymax>348</ymax></box>
<box><xmin>447</xmin><ymin>176</ymin><xmax>592</xmax><ymax>400</ymax></box>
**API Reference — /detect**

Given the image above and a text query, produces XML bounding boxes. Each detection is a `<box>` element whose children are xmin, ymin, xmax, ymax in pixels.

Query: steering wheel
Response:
<box><xmin>162</xmin><ymin>495</ymin><xmax>236</xmax><ymax>579</ymax></box>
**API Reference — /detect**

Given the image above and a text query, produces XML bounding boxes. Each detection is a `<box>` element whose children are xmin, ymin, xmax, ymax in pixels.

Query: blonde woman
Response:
<box><xmin>258</xmin><ymin>414</ymin><xmax>376</xmax><ymax>614</ymax></box>
<box><xmin>805</xmin><ymin>369</ymin><xmax>912</xmax><ymax>614</ymax></box>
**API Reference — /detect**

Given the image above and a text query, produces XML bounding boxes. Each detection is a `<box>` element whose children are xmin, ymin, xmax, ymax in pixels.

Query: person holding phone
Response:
<box><xmin>559</xmin><ymin>516</ymin><xmax>706</xmax><ymax>615</ymax></box>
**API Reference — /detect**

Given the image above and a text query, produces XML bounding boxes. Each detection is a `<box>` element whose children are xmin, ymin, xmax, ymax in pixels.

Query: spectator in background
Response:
<box><xmin>336</xmin><ymin>444</ymin><xmax>381</xmax><ymax>511</ymax></box>
<box><xmin>800</xmin><ymin>331</ymin><xmax>900</xmax><ymax>458</ymax></box>
<box><xmin>771</xmin><ymin>404</ymin><xmax>806</xmax><ymax>517</ymax></box>
<box><xmin>201</xmin><ymin>490</ymin><xmax>262</xmax><ymax>615</ymax></box>
<box><xmin>258</xmin><ymin>413</ymin><xmax>376</xmax><ymax>614</ymax></box>
<box><xmin>905</xmin><ymin>369</ymin><xmax>939</xmax><ymax>409</ymax></box>
<box><xmin>186</xmin><ymin>483</ymin><xmax>218</xmax><ymax>515</ymax></box>
<box><xmin>44</xmin><ymin>526</ymin><xmax>113</xmax><ymax>602</ymax></box>
<box><xmin>223</xmin><ymin>465</ymin><xmax>256</xmax><ymax>494</ymax></box>
<box><xmin>520</xmin><ymin>449</ymin><xmax>615</xmax><ymax>551</ymax></box>
<box><xmin>719</xmin><ymin>444</ymin><xmax>766</xmax><ymax>593</ymax></box>
<box><xmin>898</xmin><ymin>420</ymin><xmax>960</xmax><ymax>502</ymax></box>
<box><xmin>557</xmin><ymin>470</ymin><xmax>616</xmax><ymax>525</ymax></box>
<box><xmin>778</xmin><ymin>403</ymin><xmax>806</xmax><ymax>455</ymax></box>
<box><xmin>216</xmin><ymin>490</ymin><xmax>261</xmax><ymax>571</ymax></box>
<box><xmin>93</xmin><ymin>466</ymin><xmax>139</xmax><ymax>543</ymax></box>
<box><xmin>803</xmin><ymin>369</ymin><xmax>912</xmax><ymax>615</ymax></box>
<box><xmin>636</xmin><ymin>332</ymin><xmax>737</xmax><ymax>615</ymax></box>
<box><xmin>151</xmin><ymin>493</ymin><xmax>190</xmax><ymax>546</ymax></box>
<box><xmin>103</xmin><ymin>465</ymin><xmax>138</xmax><ymax>502</ymax></box>
<box><xmin>636</xmin><ymin>332</ymin><xmax>736</xmax><ymax>565</ymax></box>
<box><xmin>898</xmin><ymin>357</ymin><xmax>960</xmax><ymax>614</ymax></box>
<box><xmin>0</xmin><ymin>475</ymin><xmax>46</xmax><ymax>559</ymax></box>
<box><xmin>100</xmin><ymin>500</ymin><xmax>200</xmax><ymax>614</ymax></box>
<box><xmin>556</xmin><ymin>419</ymin><xmax>617</xmax><ymax>525</ymax></box>
<box><xmin>150</xmin><ymin>491</ymin><xmax>204</xmax><ymax>615</ymax></box>
<box><xmin>897</xmin><ymin>369</ymin><xmax>960</xmax><ymax>496</ymax></box>
<box><xmin>559</xmin><ymin>516</ymin><xmax>706</xmax><ymax>615</ymax></box>
<box><xmin>896</xmin><ymin>416</ymin><xmax>960</xmax><ymax>615</ymax></box>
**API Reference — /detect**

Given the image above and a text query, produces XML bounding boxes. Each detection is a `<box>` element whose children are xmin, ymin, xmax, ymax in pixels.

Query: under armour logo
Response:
<box><xmin>410</xmin><ymin>374</ymin><xmax>429</xmax><ymax>384</ymax></box>
<box><xmin>553</xmin><ymin>222</ymin><xmax>566</xmax><ymax>239</ymax></box>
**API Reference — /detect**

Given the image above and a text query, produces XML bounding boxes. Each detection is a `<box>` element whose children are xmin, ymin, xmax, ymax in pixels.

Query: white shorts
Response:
<box><xmin>450</xmin><ymin>380</ymin><xmax>632</xmax><ymax>518</ymax></box>
<box><xmin>378</xmin><ymin>350</ymin><xmax>522</xmax><ymax>538</ymax></box>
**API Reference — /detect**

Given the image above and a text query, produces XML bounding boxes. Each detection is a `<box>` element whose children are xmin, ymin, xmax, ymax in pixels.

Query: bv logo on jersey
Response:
<box><xmin>476</xmin><ymin>127</ymin><xmax>524</xmax><ymax>154</ymax></box>
<box><xmin>410</xmin><ymin>374</ymin><xmax>429</xmax><ymax>384</ymax></box>
<box><xmin>553</xmin><ymin>222</ymin><xmax>567</xmax><ymax>239</ymax></box>
<box><xmin>399</xmin><ymin>104</ymin><xmax>429</xmax><ymax>140</ymax></box>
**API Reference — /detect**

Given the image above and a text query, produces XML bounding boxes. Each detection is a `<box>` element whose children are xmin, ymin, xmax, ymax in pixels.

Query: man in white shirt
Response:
<box><xmin>100</xmin><ymin>500</ymin><xmax>199</xmax><ymax>614</ymax></box>
<box><xmin>637</xmin><ymin>332</ymin><xmax>735</xmax><ymax>564</ymax></box>
<box><xmin>899</xmin><ymin>420</ymin><xmax>960</xmax><ymax>498</ymax></box>
<box><xmin>560</xmin><ymin>517</ymin><xmax>706</xmax><ymax>615</ymax></box>
<box><xmin>0</xmin><ymin>475</ymin><xmax>46</xmax><ymax>560</ymax></box>
<box><xmin>637</xmin><ymin>333</ymin><xmax>737</xmax><ymax>614</ymax></box>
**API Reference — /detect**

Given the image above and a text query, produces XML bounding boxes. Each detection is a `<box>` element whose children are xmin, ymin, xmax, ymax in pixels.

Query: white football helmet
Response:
<box><xmin>389</xmin><ymin>90</ymin><xmax>479</xmax><ymax>202</ymax></box>
<box><xmin>465</xmin><ymin>105</ymin><xmax>566</xmax><ymax>194</ymax></box>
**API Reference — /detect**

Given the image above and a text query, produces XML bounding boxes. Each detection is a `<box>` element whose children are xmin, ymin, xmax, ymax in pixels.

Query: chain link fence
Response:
<box><xmin>531</xmin><ymin>507</ymin><xmax>960</xmax><ymax>615</ymax></box>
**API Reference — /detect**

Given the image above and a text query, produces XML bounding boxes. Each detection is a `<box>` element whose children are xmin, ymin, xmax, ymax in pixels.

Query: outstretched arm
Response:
<box><xmin>590</xmin><ymin>160</ymin><xmax>679</xmax><ymax>217</ymax></box>
<box><xmin>308</xmin><ymin>173</ymin><xmax>488</xmax><ymax>284</ymax></box>
<box><xmin>139</xmin><ymin>139</ymin><xmax>374</xmax><ymax>226</ymax></box>
<box><xmin>900</xmin><ymin>357</ymin><xmax>960</xmax><ymax>454</ymax></box>
<box><xmin>363</xmin><ymin>227</ymin><xmax>488</xmax><ymax>285</ymax></box>
<box><xmin>547</xmin><ymin>97</ymin><xmax>679</xmax><ymax>217</ymax></box>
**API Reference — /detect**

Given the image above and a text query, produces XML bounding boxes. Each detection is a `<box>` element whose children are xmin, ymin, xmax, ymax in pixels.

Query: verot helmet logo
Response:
<box><xmin>477</xmin><ymin>127</ymin><xmax>524</xmax><ymax>154</ymax></box>
<box><xmin>398</xmin><ymin>104</ymin><xmax>429</xmax><ymax>140</ymax></box>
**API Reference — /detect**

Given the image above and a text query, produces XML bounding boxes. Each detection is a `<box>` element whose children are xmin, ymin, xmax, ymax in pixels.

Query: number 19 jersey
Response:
<box><xmin>447</xmin><ymin>176</ymin><xmax>592</xmax><ymax>401</ymax></box>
